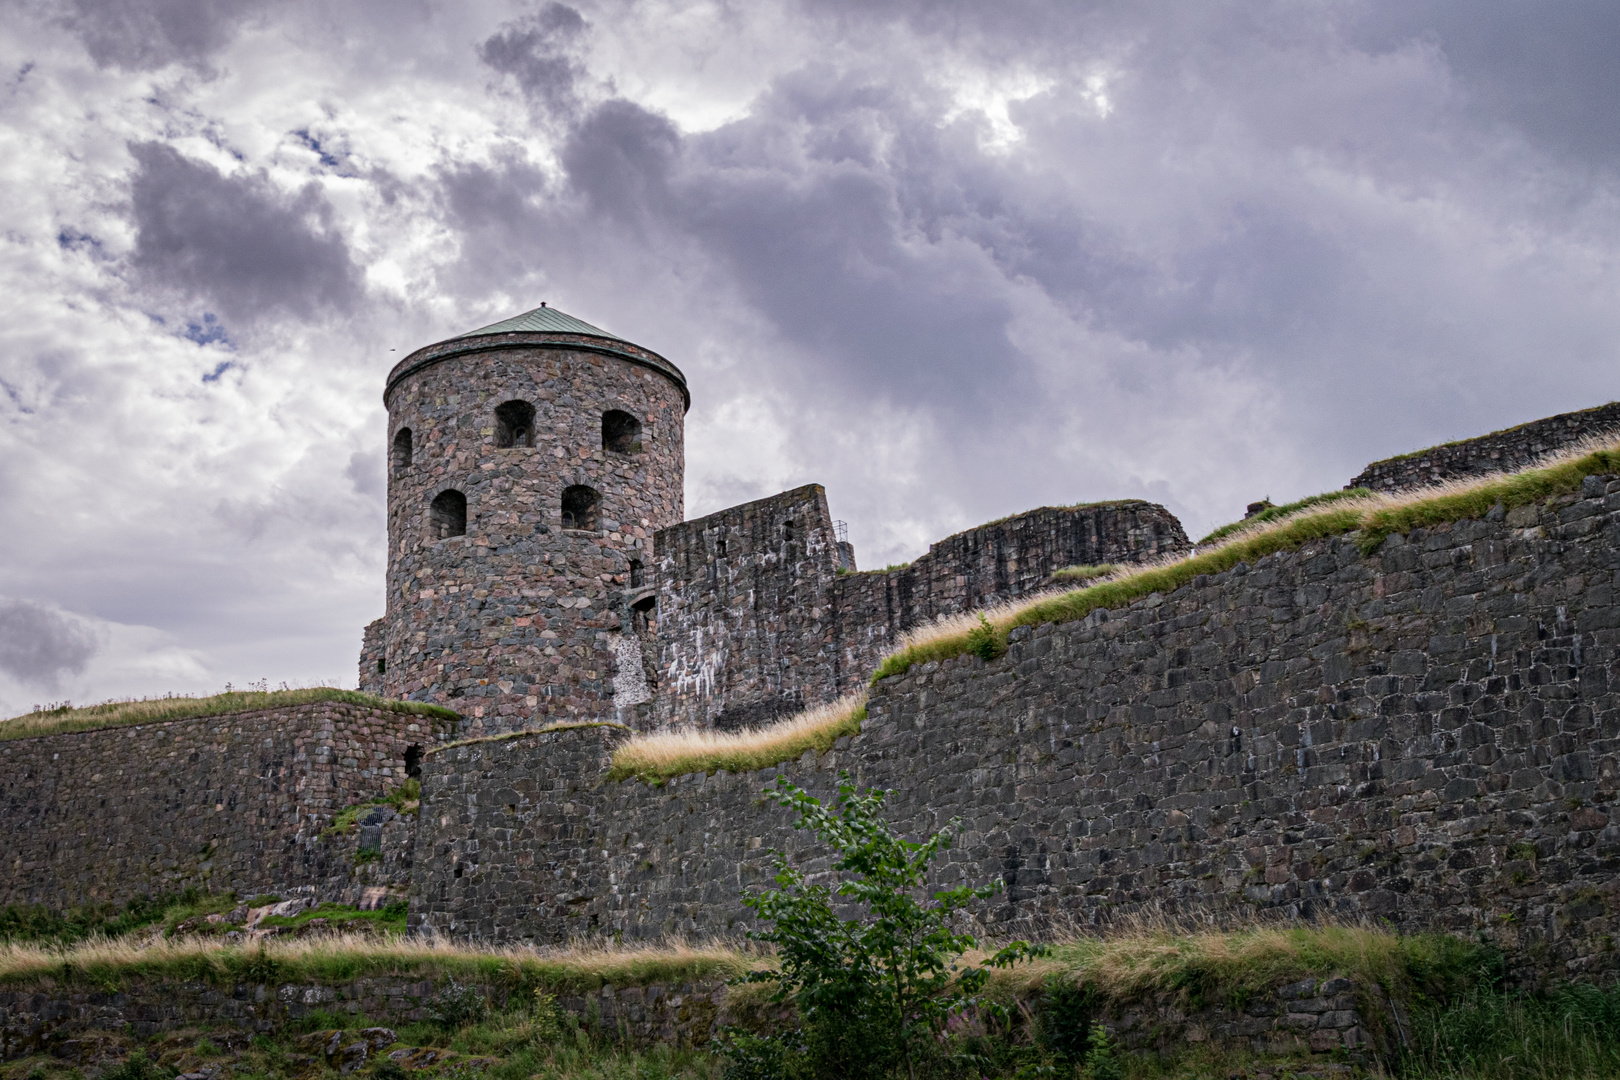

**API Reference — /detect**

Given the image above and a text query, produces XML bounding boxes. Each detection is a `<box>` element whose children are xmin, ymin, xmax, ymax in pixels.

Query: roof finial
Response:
<box><xmin>540</xmin><ymin>301</ymin><xmax>547</xmax><ymax>307</ymax></box>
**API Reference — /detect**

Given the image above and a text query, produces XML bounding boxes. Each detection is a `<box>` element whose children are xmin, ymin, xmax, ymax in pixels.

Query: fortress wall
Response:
<box><xmin>0</xmin><ymin>704</ymin><xmax>435</xmax><ymax>911</ymax></box>
<box><xmin>652</xmin><ymin>492</ymin><xmax>1190</xmax><ymax>730</ymax></box>
<box><xmin>414</xmin><ymin>477</ymin><xmax>1620</xmax><ymax>979</ymax></box>
<box><xmin>1349</xmin><ymin>400</ymin><xmax>1620</xmax><ymax>493</ymax></box>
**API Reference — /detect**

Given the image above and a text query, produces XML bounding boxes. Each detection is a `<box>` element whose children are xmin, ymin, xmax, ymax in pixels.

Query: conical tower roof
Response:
<box><xmin>458</xmin><ymin>304</ymin><xmax>623</xmax><ymax>340</ymax></box>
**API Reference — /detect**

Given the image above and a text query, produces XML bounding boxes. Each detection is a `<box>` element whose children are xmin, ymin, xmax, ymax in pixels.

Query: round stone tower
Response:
<box><xmin>378</xmin><ymin>305</ymin><xmax>686</xmax><ymax>733</ymax></box>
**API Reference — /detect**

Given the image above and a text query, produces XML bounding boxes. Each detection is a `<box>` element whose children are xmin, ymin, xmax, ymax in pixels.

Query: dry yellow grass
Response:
<box><xmin>608</xmin><ymin>691</ymin><xmax>867</xmax><ymax>782</ymax></box>
<box><xmin>428</xmin><ymin>720</ymin><xmax>628</xmax><ymax>755</ymax></box>
<box><xmin>0</xmin><ymin>930</ymin><xmax>759</xmax><ymax>992</ymax></box>
<box><xmin>0</xmin><ymin>919</ymin><xmax>1476</xmax><ymax>1016</ymax></box>
<box><xmin>0</xmin><ymin>688</ymin><xmax>458</xmax><ymax>742</ymax></box>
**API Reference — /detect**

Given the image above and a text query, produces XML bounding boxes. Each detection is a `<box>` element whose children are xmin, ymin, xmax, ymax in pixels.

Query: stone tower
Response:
<box><xmin>374</xmin><ymin>305</ymin><xmax>687</xmax><ymax>733</ymax></box>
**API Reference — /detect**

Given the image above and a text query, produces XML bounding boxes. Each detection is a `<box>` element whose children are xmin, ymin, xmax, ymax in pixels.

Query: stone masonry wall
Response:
<box><xmin>380</xmin><ymin>332</ymin><xmax>686</xmax><ymax>736</ymax></box>
<box><xmin>415</xmin><ymin>477</ymin><xmax>1620</xmax><ymax>981</ymax></box>
<box><xmin>651</xmin><ymin>485</ymin><xmax>847</xmax><ymax>730</ymax></box>
<box><xmin>1349</xmin><ymin>400</ymin><xmax>1620</xmax><ymax>492</ymax></box>
<box><xmin>0</xmin><ymin>975</ymin><xmax>731</xmax><ymax>1062</ymax></box>
<box><xmin>359</xmin><ymin>618</ymin><xmax>385</xmax><ymax>697</ymax></box>
<box><xmin>652</xmin><ymin>488</ymin><xmax>1188</xmax><ymax>730</ymax></box>
<box><xmin>0</xmin><ymin>704</ymin><xmax>441</xmax><ymax>911</ymax></box>
<box><xmin>0</xmin><ymin>972</ymin><xmax>1374</xmax><ymax>1064</ymax></box>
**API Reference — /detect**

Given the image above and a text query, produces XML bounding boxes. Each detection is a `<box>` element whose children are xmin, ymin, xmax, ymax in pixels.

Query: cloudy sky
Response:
<box><xmin>1</xmin><ymin>0</ymin><xmax>1616</xmax><ymax>714</ymax></box>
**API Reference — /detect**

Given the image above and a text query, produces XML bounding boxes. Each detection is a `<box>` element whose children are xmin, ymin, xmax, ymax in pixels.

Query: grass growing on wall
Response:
<box><xmin>0</xmin><ymin>688</ymin><xmax>459</xmax><ymax>742</ymax></box>
<box><xmin>871</xmin><ymin>436</ymin><xmax>1620</xmax><ymax>684</ymax></box>
<box><xmin>607</xmin><ymin>692</ymin><xmax>866</xmax><ymax>782</ymax></box>
<box><xmin>0</xmin><ymin>889</ymin><xmax>238</xmax><ymax>946</ymax></box>
<box><xmin>322</xmin><ymin>778</ymin><xmax>422</xmax><ymax>839</ymax></box>
<box><xmin>1195</xmin><ymin>488</ymin><xmax>1372</xmax><ymax>546</ymax></box>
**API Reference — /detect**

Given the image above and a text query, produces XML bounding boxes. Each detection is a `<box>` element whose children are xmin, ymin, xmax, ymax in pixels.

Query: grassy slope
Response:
<box><xmin>0</xmin><ymin>688</ymin><xmax>459</xmax><ymax>742</ymax></box>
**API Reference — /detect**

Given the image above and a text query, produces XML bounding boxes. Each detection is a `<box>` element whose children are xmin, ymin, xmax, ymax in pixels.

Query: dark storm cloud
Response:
<box><xmin>546</xmin><ymin>86</ymin><xmax>1033</xmax><ymax>408</ymax></box>
<box><xmin>1350</xmin><ymin>0</ymin><xmax>1620</xmax><ymax>170</ymax></box>
<box><xmin>63</xmin><ymin>0</ymin><xmax>276</xmax><ymax>71</ymax></box>
<box><xmin>129</xmin><ymin>142</ymin><xmax>362</xmax><ymax>325</ymax></box>
<box><xmin>0</xmin><ymin>599</ymin><xmax>97</xmax><ymax>687</ymax></box>
<box><xmin>479</xmin><ymin>3</ymin><xmax>588</xmax><ymax>116</ymax></box>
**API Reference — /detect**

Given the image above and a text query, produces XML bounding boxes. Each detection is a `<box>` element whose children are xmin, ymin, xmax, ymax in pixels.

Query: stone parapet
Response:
<box><xmin>1349</xmin><ymin>400</ymin><xmax>1620</xmax><ymax>492</ymax></box>
<box><xmin>0</xmin><ymin>703</ymin><xmax>437</xmax><ymax>910</ymax></box>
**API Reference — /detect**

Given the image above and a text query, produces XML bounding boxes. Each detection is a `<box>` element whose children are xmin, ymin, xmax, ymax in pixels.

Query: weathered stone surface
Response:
<box><xmin>0</xmin><ymin>704</ymin><xmax>437</xmax><ymax>909</ymax></box>
<box><xmin>377</xmin><ymin>330</ymin><xmax>688</xmax><ymax>735</ymax></box>
<box><xmin>0</xmin><ymin>975</ymin><xmax>1369</xmax><ymax>1062</ymax></box>
<box><xmin>412</xmin><ymin>478</ymin><xmax>1620</xmax><ymax>980</ymax></box>
<box><xmin>1349</xmin><ymin>400</ymin><xmax>1620</xmax><ymax>492</ymax></box>
<box><xmin>653</xmin><ymin>485</ymin><xmax>1188</xmax><ymax>729</ymax></box>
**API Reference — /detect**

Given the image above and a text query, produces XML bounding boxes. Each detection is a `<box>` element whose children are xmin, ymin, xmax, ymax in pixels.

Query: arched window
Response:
<box><xmin>602</xmin><ymin>410</ymin><xmax>642</xmax><ymax>453</ymax></box>
<box><xmin>560</xmin><ymin>485</ymin><xmax>601</xmax><ymax>530</ymax></box>
<box><xmin>392</xmin><ymin>428</ymin><xmax>413</xmax><ymax>472</ymax></box>
<box><xmin>429</xmin><ymin>489</ymin><xmax>467</xmax><ymax>540</ymax></box>
<box><xmin>495</xmin><ymin>400</ymin><xmax>536</xmax><ymax>448</ymax></box>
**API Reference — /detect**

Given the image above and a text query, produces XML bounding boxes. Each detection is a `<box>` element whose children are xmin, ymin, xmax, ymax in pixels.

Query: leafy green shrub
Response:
<box><xmin>531</xmin><ymin>990</ymin><xmax>563</xmax><ymax>1043</ymax></box>
<box><xmin>723</xmin><ymin>773</ymin><xmax>1039</xmax><ymax>1080</ymax></box>
<box><xmin>99</xmin><ymin>1052</ymin><xmax>173</xmax><ymax>1080</ymax></box>
<box><xmin>428</xmin><ymin>979</ymin><xmax>489</xmax><ymax>1029</ymax></box>
<box><xmin>966</xmin><ymin>613</ymin><xmax>1003</xmax><ymax>663</ymax></box>
<box><xmin>1036</xmin><ymin>977</ymin><xmax>1097</xmax><ymax>1064</ymax></box>
<box><xmin>1082</xmin><ymin>1024</ymin><xmax>1120</xmax><ymax>1080</ymax></box>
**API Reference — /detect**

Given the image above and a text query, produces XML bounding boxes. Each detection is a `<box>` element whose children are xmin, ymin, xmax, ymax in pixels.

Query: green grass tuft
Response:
<box><xmin>322</xmin><ymin>779</ymin><xmax>421</xmax><ymax>839</ymax></box>
<box><xmin>257</xmin><ymin>901</ymin><xmax>407</xmax><ymax>934</ymax></box>
<box><xmin>0</xmin><ymin>688</ymin><xmax>459</xmax><ymax>742</ymax></box>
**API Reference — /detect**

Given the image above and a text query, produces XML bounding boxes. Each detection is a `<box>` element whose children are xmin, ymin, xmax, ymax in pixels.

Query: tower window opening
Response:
<box><xmin>602</xmin><ymin>410</ymin><xmax>642</xmax><ymax>453</ymax></box>
<box><xmin>377</xmin><ymin>657</ymin><xmax>386</xmax><ymax>675</ymax></box>
<box><xmin>561</xmin><ymin>485</ymin><xmax>601</xmax><ymax>530</ymax></box>
<box><xmin>495</xmin><ymin>400</ymin><xmax>536</xmax><ymax>448</ymax></box>
<box><xmin>429</xmin><ymin>489</ymin><xmax>467</xmax><ymax>539</ymax></box>
<box><xmin>783</xmin><ymin>519</ymin><xmax>795</xmax><ymax>543</ymax></box>
<box><xmin>716</xmin><ymin>535</ymin><xmax>727</xmax><ymax>557</ymax></box>
<box><xmin>404</xmin><ymin>744</ymin><xmax>422</xmax><ymax>779</ymax></box>
<box><xmin>392</xmin><ymin>428</ymin><xmax>413</xmax><ymax>472</ymax></box>
<box><xmin>632</xmin><ymin>594</ymin><xmax>656</xmax><ymax>634</ymax></box>
<box><xmin>629</xmin><ymin>559</ymin><xmax>645</xmax><ymax>587</ymax></box>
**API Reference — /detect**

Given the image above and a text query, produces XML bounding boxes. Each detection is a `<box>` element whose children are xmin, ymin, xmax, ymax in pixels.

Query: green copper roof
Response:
<box><xmin>458</xmin><ymin>305</ymin><xmax>624</xmax><ymax>341</ymax></box>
